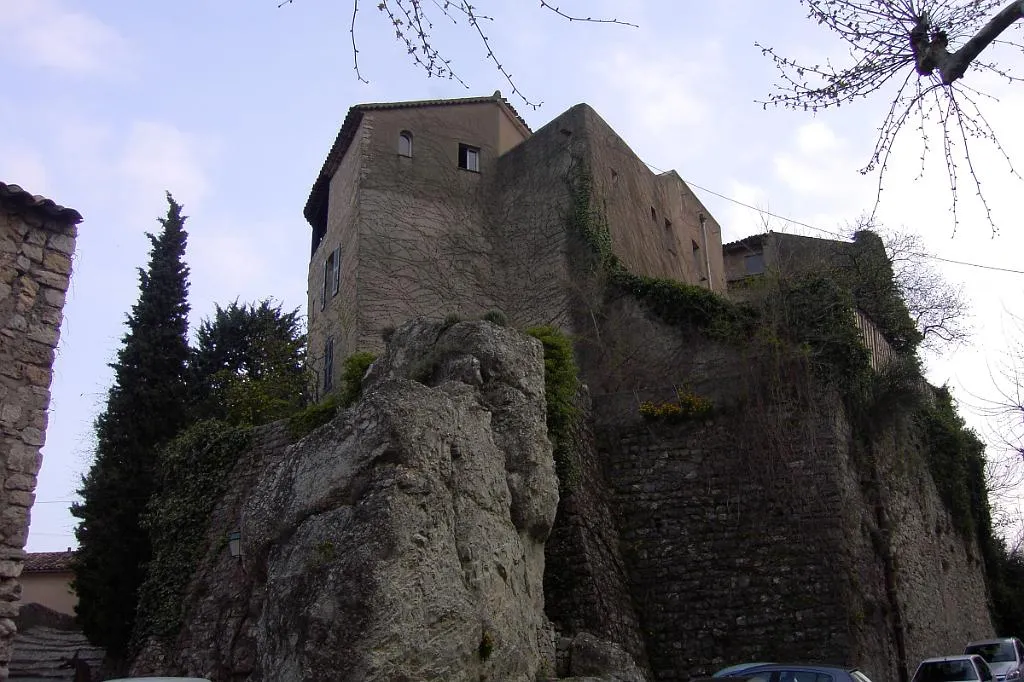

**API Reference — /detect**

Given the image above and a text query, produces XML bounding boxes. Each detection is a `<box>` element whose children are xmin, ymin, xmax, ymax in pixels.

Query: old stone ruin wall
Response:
<box><xmin>546</xmin><ymin>289</ymin><xmax>995</xmax><ymax>682</ymax></box>
<box><xmin>0</xmin><ymin>184</ymin><xmax>79</xmax><ymax>680</ymax></box>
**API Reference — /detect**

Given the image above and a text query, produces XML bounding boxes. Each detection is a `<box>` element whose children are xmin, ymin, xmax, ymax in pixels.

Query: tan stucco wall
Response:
<box><xmin>308</xmin><ymin>117</ymin><xmax>366</xmax><ymax>395</ymax></box>
<box><xmin>553</xmin><ymin>104</ymin><xmax>725</xmax><ymax>290</ymax></box>
<box><xmin>18</xmin><ymin>572</ymin><xmax>76</xmax><ymax>616</ymax></box>
<box><xmin>306</xmin><ymin>99</ymin><xmax>728</xmax><ymax>392</ymax></box>
<box><xmin>310</xmin><ymin>102</ymin><xmax>528</xmax><ymax>372</ymax></box>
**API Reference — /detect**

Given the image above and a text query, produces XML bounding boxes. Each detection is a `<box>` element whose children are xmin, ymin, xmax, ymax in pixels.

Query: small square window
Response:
<box><xmin>459</xmin><ymin>143</ymin><xmax>480</xmax><ymax>172</ymax></box>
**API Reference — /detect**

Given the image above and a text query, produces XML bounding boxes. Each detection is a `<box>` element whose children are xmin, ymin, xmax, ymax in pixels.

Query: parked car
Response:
<box><xmin>712</xmin><ymin>662</ymin><xmax>877</xmax><ymax>682</ymax></box>
<box><xmin>911</xmin><ymin>655</ymin><xmax>995</xmax><ymax>682</ymax></box>
<box><xmin>965</xmin><ymin>638</ymin><xmax>1024</xmax><ymax>682</ymax></box>
<box><xmin>106</xmin><ymin>678</ymin><xmax>213</xmax><ymax>681</ymax></box>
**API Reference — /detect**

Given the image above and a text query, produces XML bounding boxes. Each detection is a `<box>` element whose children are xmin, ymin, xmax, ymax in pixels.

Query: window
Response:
<box><xmin>398</xmin><ymin>131</ymin><xmax>413</xmax><ymax>157</ymax></box>
<box><xmin>331</xmin><ymin>247</ymin><xmax>341</xmax><ymax>295</ymax></box>
<box><xmin>651</xmin><ymin>206</ymin><xmax>657</xmax><ymax>221</ymax></box>
<box><xmin>322</xmin><ymin>247</ymin><xmax>340</xmax><ymax>309</ymax></box>
<box><xmin>664</xmin><ymin>218</ymin><xmax>672</xmax><ymax>230</ymax></box>
<box><xmin>458</xmin><ymin>143</ymin><xmax>480</xmax><ymax>172</ymax></box>
<box><xmin>323</xmin><ymin>336</ymin><xmax>334</xmax><ymax>392</ymax></box>
<box><xmin>744</xmin><ymin>253</ymin><xmax>766</xmax><ymax>276</ymax></box>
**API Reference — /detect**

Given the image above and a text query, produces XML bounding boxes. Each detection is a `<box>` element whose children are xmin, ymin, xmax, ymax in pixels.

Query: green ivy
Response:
<box><xmin>526</xmin><ymin>326</ymin><xmax>582</xmax><ymax>493</ymax></box>
<box><xmin>135</xmin><ymin>420</ymin><xmax>252</xmax><ymax>641</ymax></box>
<box><xmin>339</xmin><ymin>351</ymin><xmax>377</xmax><ymax>407</ymax></box>
<box><xmin>287</xmin><ymin>393</ymin><xmax>342</xmax><ymax>441</ymax></box>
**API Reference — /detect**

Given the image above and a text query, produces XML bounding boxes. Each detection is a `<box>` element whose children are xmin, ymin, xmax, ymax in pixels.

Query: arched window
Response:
<box><xmin>398</xmin><ymin>131</ymin><xmax>413</xmax><ymax>157</ymax></box>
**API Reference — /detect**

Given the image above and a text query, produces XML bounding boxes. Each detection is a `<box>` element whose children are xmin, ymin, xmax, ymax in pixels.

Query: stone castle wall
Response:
<box><xmin>0</xmin><ymin>184</ymin><xmax>79</xmax><ymax>680</ymax></box>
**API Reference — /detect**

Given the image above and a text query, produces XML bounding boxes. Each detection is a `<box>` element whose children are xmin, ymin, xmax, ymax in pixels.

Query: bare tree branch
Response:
<box><xmin>278</xmin><ymin>1</ymin><xmax>636</xmax><ymax>109</ymax></box>
<box><xmin>758</xmin><ymin>0</ymin><xmax>1024</xmax><ymax>233</ymax></box>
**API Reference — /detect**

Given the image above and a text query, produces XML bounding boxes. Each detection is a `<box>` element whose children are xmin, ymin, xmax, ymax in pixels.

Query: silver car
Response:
<box><xmin>912</xmin><ymin>655</ymin><xmax>995</xmax><ymax>682</ymax></box>
<box><xmin>965</xmin><ymin>639</ymin><xmax>1024</xmax><ymax>682</ymax></box>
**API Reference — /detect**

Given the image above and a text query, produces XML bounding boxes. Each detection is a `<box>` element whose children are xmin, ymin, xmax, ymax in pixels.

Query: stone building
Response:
<box><xmin>302</xmin><ymin>92</ymin><xmax>725</xmax><ymax>393</ymax></box>
<box><xmin>0</xmin><ymin>182</ymin><xmax>80</xmax><ymax>680</ymax></box>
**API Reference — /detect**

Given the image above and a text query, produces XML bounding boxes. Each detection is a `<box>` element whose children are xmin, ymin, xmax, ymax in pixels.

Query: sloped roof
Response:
<box><xmin>23</xmin><ymin>551</ymin><xmax>73</xmax><ymax>573</ymax></box>
<box><xmin>303</xmin><ymin>92</ymin><xmax>531</xmax><ymax>229</ymax></box>
<box><xmin>0</xmin><ymin>182</ymin><xmax>82</xmax><ymax>225</ymax></box>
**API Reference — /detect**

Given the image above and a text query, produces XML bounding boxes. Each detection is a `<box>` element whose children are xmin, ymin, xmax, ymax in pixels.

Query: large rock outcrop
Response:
<box><xmin>241</xmin><ymin>319</ymin><xmax>560</xmax><ymax>681</ymax></box>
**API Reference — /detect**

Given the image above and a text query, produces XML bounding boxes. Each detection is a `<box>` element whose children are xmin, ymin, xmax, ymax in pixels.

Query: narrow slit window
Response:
<box><xmin>323</xmin><ymin>336</ymin><xmax>335</xmax><ymax>392</ymax></box>
<box><xmin>331</xmin><ymin>247</ymin><xmax>341</xmax><ymax>296</ymax></box>
<box><xmin>398</xmin><ymin>131</ymin><xmax>413</xmax><ymax>157</ymax></box>
<box><xmin>651</xmin><ymin>207</ymin><xmax>657</xmax><ymax>221</ymax></box>
<box><xmin>458</xmin><ymin>143</ymin><xmax>480</xmax><ymax>172</ymax></box>
<box><xmin>664</xmin><ymin>218</ymin><xmax>672</xmax><ymax>230</ymax></box>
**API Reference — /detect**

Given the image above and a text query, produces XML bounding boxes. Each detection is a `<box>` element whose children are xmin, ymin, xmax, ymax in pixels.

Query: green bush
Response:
<box><xmin>339</xmin><ymin>351</ymin><xmax>377</xmax><ymax>407</ymax></box>
<box><xmin>287</xmin><ymin>393</ymin><xmax>342</xmax><ymax>440</ymax></box>
<box><xmin>481</xmin><ymin>309</ymin><xmax>508</xmax><ymax>327</ymax></box>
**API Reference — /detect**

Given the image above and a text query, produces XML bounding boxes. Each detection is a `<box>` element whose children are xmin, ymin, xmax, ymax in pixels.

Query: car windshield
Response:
<box><xmin>966</xmin><ymin>644</ymin><xmax>1017</xmax><ymax>664</ymax></box>
<box><xmin>915</xmin><ymin>661</ymin><xmax>980</xmax><ymax>682</ymax></box>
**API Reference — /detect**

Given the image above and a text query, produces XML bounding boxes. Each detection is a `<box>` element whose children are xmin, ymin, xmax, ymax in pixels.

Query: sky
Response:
<box><xmin>2</xmin><ymin>0</ymin><xmax>1023</xmax><ymax>552</ymax></box>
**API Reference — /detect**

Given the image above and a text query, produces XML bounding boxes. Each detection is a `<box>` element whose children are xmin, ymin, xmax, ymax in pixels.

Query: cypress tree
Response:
<box><xmin>70</xmin><ymin>193</ymin><xmax>191</xmax><ymax>657</ymax></box>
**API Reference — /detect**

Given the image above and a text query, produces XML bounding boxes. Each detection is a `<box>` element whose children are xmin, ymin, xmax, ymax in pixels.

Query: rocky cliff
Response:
<box><xmin>131</xmin><ymin>319</ymin><xmax>645</xmax><ymax>681</ymax></box>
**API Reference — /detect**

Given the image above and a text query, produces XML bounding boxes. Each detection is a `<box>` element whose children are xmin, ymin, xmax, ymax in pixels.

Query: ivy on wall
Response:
<box><xmin>135</xmin><ymin>420</ymin><xmax>252</xmax><ymax>641</ymax></box>
<box><xmin>526</xmin><ymin>325</ymin><xmax>583</xmax><ymax>493</ymax></box>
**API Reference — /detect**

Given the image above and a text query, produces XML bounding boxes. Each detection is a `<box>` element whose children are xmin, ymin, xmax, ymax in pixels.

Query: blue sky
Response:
<box><xmin>2</xmin><ymin>0</ymin><xmax>1023</xmax><ymax>551</ymax></box>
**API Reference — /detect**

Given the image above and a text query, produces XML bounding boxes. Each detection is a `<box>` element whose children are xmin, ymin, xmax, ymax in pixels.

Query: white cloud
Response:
<box><xmin>117</xmin><ymin>122</ymin><xmax>218</xmax><ymax>209</ymax></box>
<box><xmin>594</xmin><ymin>46</ymin><xmax>715</xmax><ymax>145</ymax></box>
<box><xmin>0</xmin><ymin>147</ymin><xmax>49</xmax><ymax>195</ymax></box>
<box><xmin>0</xmin><ymin>0</ymin><xmax>128</xmax><ymax>75</ymax></box>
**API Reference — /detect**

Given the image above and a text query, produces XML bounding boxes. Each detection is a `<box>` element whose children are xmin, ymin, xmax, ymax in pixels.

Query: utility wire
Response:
<box><xmin>641</xmin><ymin>159</ymin><xmax>1024</xmax><ymax>276</ymax></box>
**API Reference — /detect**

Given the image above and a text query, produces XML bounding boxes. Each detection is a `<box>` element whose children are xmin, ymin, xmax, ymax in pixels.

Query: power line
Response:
<box><xmin>641</xmin><ymin>159</ymin><xmax>1024</xmax><ymax>276</ymax></box>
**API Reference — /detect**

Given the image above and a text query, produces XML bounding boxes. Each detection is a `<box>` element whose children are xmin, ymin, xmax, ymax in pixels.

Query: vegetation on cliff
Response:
<box><xmin>526</xmin><ymin>326</ymin><xmax>582</xmax><ymax>492</ymax></box>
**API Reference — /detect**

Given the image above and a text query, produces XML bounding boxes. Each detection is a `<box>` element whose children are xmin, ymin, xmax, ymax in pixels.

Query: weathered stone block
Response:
<box><xmin>3</xmin><ymin>474</ymin><xmax>35</xmax><ymax>492</ymax></box>
<box><xmin>33</xmin><ymin>268</ymin><xmax>70</xmax><ymax>292</ymax></box>
<box><xmin>46</xmin><ymin>233</ymin><xmax>76</xmax><ymax>255</ymax></box>
<box><xmin>20</xmin><ymin>427</ymin><xmax>43</xmax><ymax>447</ymax></box>
<box><xmin>4</xmin><ymin>315</ymin><xmax>25</xmax><ymax>333</ymax></box>
<box><xmin>42</xmin><ymin>286</ymin><xmax>65</xmax><ymax>308</ymax></box>
<box><xmin>6</xmin><ymin>491</ymin><xmax>34</xmax><ymax>508</ymax></box>
<box><xmin>0</xmin><ymin>561</ymin><xmax>21</xmax><ymax>580</ymax></box>
<box><xmin>14</xmin><ymin>276</ymin><xmax>38</xmax><ymax>312</ymax></box>
<box><xmin>42</xmin><ymin>250</ymin><xmax>71</xmax><ymax>275</ymax></box>
<box><xmin>19</xmin><ymin>243</ymin><xmax>42</xmax><ymax>263</ymax></box>
<box><xmin>5</xmin><ymin>443</ymin><xmax>41</xmax><ymax>475</ymax></box>
<box><xmin>13</xmin><ymin>340</ymin><xmax>54</xmax><ymax>367</ymax></box>
<box><xmin>0</xmin><ymin>578</ymin><xmax>21</xmax><ymax>602</ymax></box>
<box><xmin>0</xmin><ymin>404</ymin><xmax>21</xmax><ymax>426</ymax></box>
<box><xmin>26</xmin><ymin>323</ymin><xmax>59</xmax><ymax>348</ymax></box>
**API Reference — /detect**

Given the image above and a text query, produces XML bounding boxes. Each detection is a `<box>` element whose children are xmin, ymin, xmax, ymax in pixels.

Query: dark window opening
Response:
<box><xmin>664</xmin><ymin>218</ymin><xmax>672</xmax><ymax>230</ymax></box>
<box><xmin>323</xmin><ymin>248</ymin><xmax>340</xmax><ymax>309</ymax></box>
<box><xmin>323</xmin><ymin>336</ymin><xmax>335</xmax><ymax>392</ymax></box>
<box><xmin>744</xmin><ymin>253</ymin><xmax>766</xmax><ymax>275</ymax></box>
<box><xmin>398</xmin><ymin>131</ymin><xmax>413</xmax><ymax>157</ymax></box>
<box><xmin>650</xmin><ymin>206</ymin><xmax>656</xmax><ymax>221</ymax></box>
<box><xmin>458</xmin><ymin>143</ymin><xmax>480</xmax><ymax>172</ymax></box>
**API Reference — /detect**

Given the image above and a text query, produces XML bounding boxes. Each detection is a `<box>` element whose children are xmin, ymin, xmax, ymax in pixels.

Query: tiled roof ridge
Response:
<box><xmin>23</xmin><ymin>550</ymin><xmax>74</xmax><ymax>572</ymax></box>
<box><xmin>0</xmin><ymin>181</ymin><xmax>82</xmax><ymax>225</ymax></box>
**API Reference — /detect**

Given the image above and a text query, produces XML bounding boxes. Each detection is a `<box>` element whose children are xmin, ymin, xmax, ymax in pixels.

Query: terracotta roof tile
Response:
<box><xmin>23</xmin><ymin>550</ymin><xmax>74</xmax><ymax>573</ymax></box>
<box><xmin>0</xmin><ymin>182</ymin><xmax>82</xmax><ymax>225</ymax></box>
<box><xmin>303</xmin><ymin>92</ymin><xmax>531</xmax><ymax>230</ymax></box>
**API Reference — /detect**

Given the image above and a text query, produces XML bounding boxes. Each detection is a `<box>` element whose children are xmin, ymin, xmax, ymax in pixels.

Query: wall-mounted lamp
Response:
<box><xmin>227</xmin><ymin>530</ymin><xmax>242</xmax><ymax>558</ymax></box>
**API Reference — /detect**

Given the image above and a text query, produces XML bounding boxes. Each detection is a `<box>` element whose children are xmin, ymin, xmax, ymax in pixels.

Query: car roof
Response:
<box><xmin>920</xmin><ymin>656</ymin><xmax>981</xmax><ymax>663</ymax></box>
<box><xmin>967</xmin><ymin>640</ymin><xmax>1018</xmax><ymax>647</ymax></box>
<box><xmin>727</xmin><ymin>664</ymin><xmax>858</xmax><ymax>674</ymax></box>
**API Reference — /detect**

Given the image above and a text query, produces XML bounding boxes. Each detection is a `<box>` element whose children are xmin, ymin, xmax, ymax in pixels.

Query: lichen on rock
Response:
<box><xmin>241</xmin><ymin>318</ymin><xmax>560</xmax><ymax>681</ymax></box>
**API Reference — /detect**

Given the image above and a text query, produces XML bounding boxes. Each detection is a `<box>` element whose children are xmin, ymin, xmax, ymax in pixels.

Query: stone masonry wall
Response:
<box><xmin>599</xmin><ymin>399</ymin><xmax>854</xmax><ymax>682</ymax></box>
<box><xmin>0</xmin><ymin>187</ymin><xmax>79</xmax><ymax>681</ymax></box>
